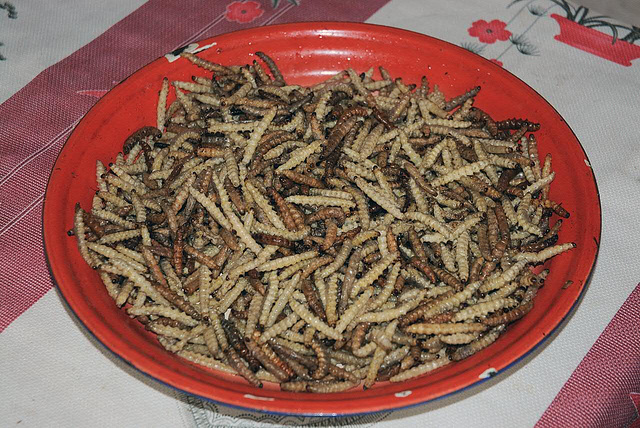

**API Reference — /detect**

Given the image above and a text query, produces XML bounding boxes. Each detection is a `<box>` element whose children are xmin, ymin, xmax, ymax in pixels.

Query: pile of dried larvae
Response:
<box><xmin>72</xmin><ymin>51</ymin><xmax>575</xmax><ymax>393</ymax></box>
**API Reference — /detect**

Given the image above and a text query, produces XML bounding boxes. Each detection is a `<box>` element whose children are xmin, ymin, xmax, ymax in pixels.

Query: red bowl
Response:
<box><xmin>43</xmin><ymin>22</ymin><xmax>601</xmax><ymax>416</ymax></box>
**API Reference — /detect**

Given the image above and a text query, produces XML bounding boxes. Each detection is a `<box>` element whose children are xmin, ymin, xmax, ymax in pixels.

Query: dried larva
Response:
<box><xmin>355</xmin><ymin>177</ymin><xmax>404</xmax><ymax>219</ymax></box>
<box><xmin>390</xmin><ymin>356</ymin><xmax>450</xmax><ymax>382</ymax></box>
<box><xmin>479</xmin><ymin>261</ymin><xmax>528</xmax><ymax>293</ymax></box>
<box><xmin>260</xmin><ymin>312</ymin><xmax>301</xmax><ymax>345</ymax></box>
<box><xmin>257</xmin><ymin>251</ymin><xmax>318</xmax><ymax>272</ymax></box>
<box><xmin>127</xmin><ymin>305</ymin><xmax>199</xmax><ymax>327</ymax></box>
<box><xmin>452</xmin><ymin>325</ymin><xmax>506</xmax><ymax>361</ymax></box>
<box><xmin>289</xmin><ymin>296</ymin><xmax>342</xmax><ymax>341</ymax></box>
<box><xmin>358</xmin><ymin>290</ymin><xmax>426</xmax><ymax>323</ymax></box>
<box><xmin>75</xmin><ymin>53</ymin><xmax>577</xmax><ymax>392</ymax></box>
<box><xmin>368</xmin><ymin>262</ymin><xmax>402</xmax><ymax>311</ymax></box>
<box><xmin>452</xmin><ymin>297</ymin><xmax>518</xmax><ymax>322</ymax></box>
<box><xmin>405</xmin><ymin>322</ymin><xmax>487</xmax><ymax>335</ymax></box>
<box><xmin>350</xmin><ymin>251</ymin><xmax>398</xmax><ymax>298</ymax></box>
<box><xmin>514</xmin><ymin>242</ymin><xmax>576</xmax><ymax>263</ymax></box>
<box><xmin>418</xmin><ymin>97</ymin><xmax>448</xmax><ymax>120</ymax></box>
<box><xmin>439</xmin><ymin>333</ymin><xmax>479</xmax><ymax>345</ymax></box>
<box><xmin>266</xmin><ymin>273</ymin><xmax>302</xmax><ymax>327</ymax></box>
<box><xmin>336</xmin><ymin>287</ymin><xmax>374</xmax><ymax>334</ymax></box>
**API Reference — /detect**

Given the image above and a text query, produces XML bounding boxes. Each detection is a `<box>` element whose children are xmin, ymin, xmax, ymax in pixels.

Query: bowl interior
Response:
<box><xmin>43</xmin><ymin>22</ymin><xmax>600</xmax><ymax>415</ymax></box>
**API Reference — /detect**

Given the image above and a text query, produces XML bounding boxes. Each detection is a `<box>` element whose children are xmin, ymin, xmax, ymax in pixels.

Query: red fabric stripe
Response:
<box><xmin>537</xmin><ymin>284</ymin><xmax>640</xmax><ymax>427</ymax></box>
<box><xmin>0</xmin><ymin>199</ymin><xmax>50</xmax><ymax>331</ymax></box>
<box><xmin>0</xmin><ymin>0</ymin><xmax>391</xmax><ymax>332</ymax></box>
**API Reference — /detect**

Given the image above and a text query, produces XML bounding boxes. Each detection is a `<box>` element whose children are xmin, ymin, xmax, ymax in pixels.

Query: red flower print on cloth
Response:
<box><xmin>468</xmin><ymin>20</ymin><xmax>511</xmax><ymax>44</ymax></box>
<box><xmin>225</xmin><ymin>1</ymin><xmax>264</xmax><ymax>24</ymax></box>
<box><xmin>489</xmin><ymin>59</ymin><xmax>503</xmax><ymax>67</ymax></box>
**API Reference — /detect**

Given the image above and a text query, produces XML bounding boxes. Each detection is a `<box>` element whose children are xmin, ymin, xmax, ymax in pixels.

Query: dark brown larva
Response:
<box><xmin>222</xmin><ymin>319</ymin><xmax>262</xmax><ymax>372</ymax></box>
<box><xmin>252</xmin><ymin>233</ymin><xmax>293</xmax><ymax>248</ymax></box>
<box><xmin>410</xmin><ymin>257</ymin><xmax>437</xmax><ymax>284</ymax></box>
<box><xmin>122</xmin><ymin>126</ymin><xmax>162</xmax><ymax>155</ymax></box>
<box><xmin>305</xmin><ymin>207</ymin><xmax>346</xmax><ymax>225</ymax></box>
<box><xmin>432</xmin><ymin>266</ymin><xmax>464</xmax><ymax>292</ymax></box>
<box><xmin>302</xmin><ymin>279</ymin><xmax>327</xmax><ymax>321</ymax></box>
<box><xmin>483</xmin><ymin>300</ymin><xmax>534</xmax><ymax>326</ymax></box>
<box><xmin>444</xmin><ymin>85</ymin><xmax>481</xmax><ymax>111</ymax></box>
<box><xmin>468</xmin><ymin>107</ymin><xmax>498</xmax><ymax>136</ymax></box>
<box><xmin>255</xmin><ymin>51</ymin><xmax>286</xmax><ymax>87</ymax></box>
<box><xmin>496</xmin><ymin>118</ymin><xmax>541</xmax><ymax>132</ymax></box>
<box><xmin>281</xmin><ymin>169</ymin><xmax>326</xmax><ymax>189</ymax></box>
<box><xmin>226</xmin><ymin>348</ymin><xmax>263</xmax><ymax>388</ymax></box>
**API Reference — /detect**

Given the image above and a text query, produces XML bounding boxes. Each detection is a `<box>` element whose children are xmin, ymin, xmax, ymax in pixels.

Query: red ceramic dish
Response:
<box><xmin>43</xmin><ymin>22</ymin><xmax>601</xmax><ymax>416</ymax></box>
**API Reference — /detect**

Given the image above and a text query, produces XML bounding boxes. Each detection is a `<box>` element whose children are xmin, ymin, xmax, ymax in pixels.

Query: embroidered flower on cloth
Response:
<box><xmin>468</xmin><ymin>20</ymin><xmax>511</xmax><ymax>44</ymax></box>
<box><xmin>225</xmin><ymin>1</ymin><xmax>264</xmax><ymax>24</ymax></box>
<box><xmin>489</xmin><ymin>59</ymin><xmax>503</xmax><ymax>67</ymax></box>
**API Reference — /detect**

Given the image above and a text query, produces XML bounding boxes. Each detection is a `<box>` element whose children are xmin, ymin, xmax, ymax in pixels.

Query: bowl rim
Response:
<box><xmin>42</xmin><ymin>21</ymin><xmax>602</xmax><ymax>417</ymax></box>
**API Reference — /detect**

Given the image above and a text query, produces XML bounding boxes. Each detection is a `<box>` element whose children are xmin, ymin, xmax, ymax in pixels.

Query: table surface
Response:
<box><xmin>1</xmin><ymin>1</ymin><xmax>640</xmax><ymax>427</ymax></box>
